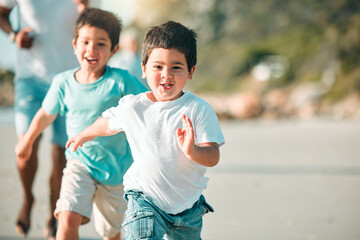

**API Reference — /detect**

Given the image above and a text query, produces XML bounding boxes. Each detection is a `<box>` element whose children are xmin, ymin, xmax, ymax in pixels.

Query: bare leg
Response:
<box><xmin>104</xmin><ymin>232</ymin><xmax>120</xmax><ymax>240</ymax></box>
<box><xmin>15</xmin><ymin>137</ymin><xmax>40</xmax><ymax>237</ymax></box>
<box><xmin>56</xmin><ymin>211</ymin><xmax>83</xmax><ymax>240</ymax></box>
<box><xmin>45</xmin><ymin>144</ymin><xmax>66</xmax><ymax>239</ymax></box>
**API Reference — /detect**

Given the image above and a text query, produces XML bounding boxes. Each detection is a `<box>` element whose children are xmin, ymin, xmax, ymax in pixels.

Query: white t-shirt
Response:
<box><xmin>103</xmin><ymin>90</ymin><xmax>225</xmax><ymax>214</ymax></box>
<box><xmin>1</xmin><ymin>0</ymin><xmax>79</xmax><ymax>83</ymax></box>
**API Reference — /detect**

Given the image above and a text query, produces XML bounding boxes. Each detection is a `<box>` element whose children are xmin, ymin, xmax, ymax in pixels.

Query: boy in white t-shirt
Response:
<box><xmin>66</xmin><ymin>21</ymin><xmax>225</xmax><ymax>239</ymax></box>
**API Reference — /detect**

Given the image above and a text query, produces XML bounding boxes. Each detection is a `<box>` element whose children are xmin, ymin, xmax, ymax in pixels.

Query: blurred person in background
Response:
<box><xmin>0</xmin><ymin>0</ymin><xmax>88</xmax><ymax>238</ymax></box>
<box><xmin>108</xmin><ymin>27</ymin><xmax>149</xmax><ymax>89</ymax></box>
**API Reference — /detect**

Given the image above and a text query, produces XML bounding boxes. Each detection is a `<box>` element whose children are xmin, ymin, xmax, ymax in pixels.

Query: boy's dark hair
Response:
<box><xmin>74</xmin><ymin>8</ymin><xmax>122</xmax><ymax>50</ymax></box>
<box><xmin>141</xmin><ymin>21</ymin><xmax>197</xmax><ymax>72</ymax></box>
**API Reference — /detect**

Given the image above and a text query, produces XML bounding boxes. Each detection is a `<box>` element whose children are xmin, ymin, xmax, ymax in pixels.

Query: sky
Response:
<box><xmin>0</xmin><ymin>0</ymin><xmax>136</xmax><ymax>71</ymax></box>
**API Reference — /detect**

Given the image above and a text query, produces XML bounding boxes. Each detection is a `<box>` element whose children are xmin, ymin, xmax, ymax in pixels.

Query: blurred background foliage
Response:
<box><xmin>0</xmin><ymin>69</ymin><xmax>14</xmax><ymax>106</ymax></box>
<box><xmin>1</xmin><ymin>0</ymin><xmax>359</xmax><ymax>118</ymax></box>
<box><xmin>131</xmin><ymin>0</ymin><xmax>360</xmax><ymax>101</ymax></box>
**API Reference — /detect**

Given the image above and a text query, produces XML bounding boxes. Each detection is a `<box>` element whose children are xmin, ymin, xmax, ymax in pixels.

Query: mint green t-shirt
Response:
<box><xmin>42</xmin><ymin>66</ymin><xmax>147</xmax><ymax>185</ymax></box>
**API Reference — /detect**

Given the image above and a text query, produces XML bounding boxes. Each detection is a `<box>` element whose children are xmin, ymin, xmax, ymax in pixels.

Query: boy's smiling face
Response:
<box><xmin>73</xmin><ymin>25</ymin><xmax>118</xmax><ymax>76</ymax></box>
<box><xmin>142</xmin><ymin>48</ymin><xmax>195</xmax><ymax>102</ymax></box>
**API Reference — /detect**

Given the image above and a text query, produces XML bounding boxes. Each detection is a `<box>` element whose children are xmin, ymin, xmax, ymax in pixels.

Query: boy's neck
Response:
<box><xmin>75</xmin><ymin>66</ymin><xmax>106</xmax><ymax>84</ymax></box>
<box><xmin>146</xmin><ymin>91</ymin><xmax>185</xmax><ymax>102</ymax></box>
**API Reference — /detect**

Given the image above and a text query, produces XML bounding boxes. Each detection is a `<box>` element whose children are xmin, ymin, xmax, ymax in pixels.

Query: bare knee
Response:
<box><xmin>16</xmin><ymin>156</ymin><xmax>34</xmax><ymax>170</ymax></box>
<box><xmin>58</xmin><ymin>211</ymin><xmax>83</xmax><ymax>230</ymax></box>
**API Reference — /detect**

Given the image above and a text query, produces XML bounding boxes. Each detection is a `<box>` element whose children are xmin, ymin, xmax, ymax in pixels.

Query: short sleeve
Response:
<box><xmin>0</xmin><ymin>0</ymin><xmax>17</xmax><ymax>8</ymax></box>
<box><xmin>42</xmin><ymin>77</ymin><xmax>65</xmax><ymax>115</ymax></box>
<box><xmin>194</xmin><ymin>103</ymin><xmax>225</xmax><ymax>146</ymax></box>
<box><xmin>102</xmin><ymin>101</ymin><xmax>124</xmax><ymax>132</ymax></box>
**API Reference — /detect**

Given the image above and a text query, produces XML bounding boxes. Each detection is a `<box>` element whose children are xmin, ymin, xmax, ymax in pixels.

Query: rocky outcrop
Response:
<box><xmin>200</xmin><ymin>86</ymin><xmax>360</xmax><ymax>121</ymax></box>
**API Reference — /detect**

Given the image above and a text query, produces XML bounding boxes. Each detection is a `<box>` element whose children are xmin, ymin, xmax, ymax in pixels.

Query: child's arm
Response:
<box><xmin>15</xmin><ymin>108</ymin><xmax>57</xmax><ymax>161</ymax></box>
<box><xmin>176</xmin><ymin>114</ymin><xmax>220</xmax><ymax>167</ymax></box>
<box><xmin>66</xmin><ymin>116</ymin><xmax>118</xmax><ymax>152</ymax></box>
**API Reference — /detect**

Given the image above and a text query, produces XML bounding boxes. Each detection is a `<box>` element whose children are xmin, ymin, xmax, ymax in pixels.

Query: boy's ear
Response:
<box><xmin>72</xmin><ymin>39</ymin><xmax>77</xmax><ymax>53</ymax></box>
<box><xmin>187</xmin><ymin>66</ymin><xmax>196</xmax><ymax>80</ymax></box>
<box><xmin>141</xmin><ymin>63</ymin><xmax>147</xmax><ymax>79</ymax></box>
<box><xmin>111</xmin><ymin>44</ymin><xmax>120</xmax><ymax>57</ymax></box>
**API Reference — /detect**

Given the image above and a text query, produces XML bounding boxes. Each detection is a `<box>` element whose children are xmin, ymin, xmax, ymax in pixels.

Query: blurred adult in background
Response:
<box><xmin>108</xmin><ymin>27</ymin><xmax>149</xmax><ymax>89</ymax></box>
<box><xmin>0</xmin><ymin>0</ymin><xmax>88</xmax><ymax>238</ymax></box>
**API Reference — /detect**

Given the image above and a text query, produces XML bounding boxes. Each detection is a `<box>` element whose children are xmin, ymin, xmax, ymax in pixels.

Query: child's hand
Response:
<box><xmin>176</xmin><ymin>114</ymin><xmax>220</xmax><ymax>167</ymax></box>
<box><xmin>15</xmin><ymin>27</ymin><xmax>34</xmax><ymax>49</ymax></box>
<box><xmin>65</xmin><ymin>134</ymin><xmax>94</xmax><ymax>152</ymax></box>
<box><xmin>176</xmin><ymin>114</ymin><xmax>195</xmax><ymax>157</ymax></box>
<box><xmin>15</xmin><ymin>135</ymin><xmax>33</xmax><ymax>164</ymax></box>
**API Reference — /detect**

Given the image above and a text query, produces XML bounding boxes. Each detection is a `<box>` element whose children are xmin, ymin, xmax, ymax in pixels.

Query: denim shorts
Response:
<box><xmin>14</xmin><ymin>78</ymin><xmax>67</xmax><ymax>146</ymax></box>
<box><xmin>122</xmin><ymin>191</ymin><xmax>214</xmax><ymax>240</ymax></box>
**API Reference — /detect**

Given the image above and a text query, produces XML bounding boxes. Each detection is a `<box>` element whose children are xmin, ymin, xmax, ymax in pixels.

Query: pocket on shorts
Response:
<box><xmin>122</xmin><ymin>211</ymin><xmax>154</xmax><ymax>239</ymax></box>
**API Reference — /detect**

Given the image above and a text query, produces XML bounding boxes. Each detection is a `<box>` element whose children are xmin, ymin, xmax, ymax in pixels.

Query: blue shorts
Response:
<box><xmin>123</xmin><ymin>191</ymin><xmax>214</xmax><ymax>240</ymax></box>
<box><xmin>14</xmin><ymin>78</ymin><xmax>67</xmax><ymax>147</ymax></box>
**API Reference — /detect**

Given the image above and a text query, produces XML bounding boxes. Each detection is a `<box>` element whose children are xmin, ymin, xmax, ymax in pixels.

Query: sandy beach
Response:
<box><xmin>0</xmin><ymin>110</ymin><xmax>360</xmax><ymax>239</ymax></box>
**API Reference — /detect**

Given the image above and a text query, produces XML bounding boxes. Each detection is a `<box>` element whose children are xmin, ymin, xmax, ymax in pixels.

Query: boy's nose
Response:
<box><xmin>86</xmin><ymin>43</ymin><xmax>96</xmax><ymax>52</ymax></box>
<box><xmin>161</xmin><ymin>69</ymin><xmax>172</xmax><ymax>79</ymax></box>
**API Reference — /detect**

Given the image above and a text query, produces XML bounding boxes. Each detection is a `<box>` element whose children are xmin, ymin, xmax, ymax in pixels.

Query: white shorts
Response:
<box><xmin>54</xmin><ymin>159</ymin><xmax>126</xmax><ymax>238</ymax></box>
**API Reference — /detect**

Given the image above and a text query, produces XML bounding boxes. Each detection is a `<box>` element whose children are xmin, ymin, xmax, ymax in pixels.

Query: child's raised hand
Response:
<box><xmin>176</xmin><ymin>114</ymin><xmax>220</xmax><ymax>167</ymax></box>
<box><xmin>176</xmin><ymin>114</ymin><xmax>195</xmax><ymax>157</ymax></box>
<box><xmin>65</xmin><ymin>134</ymin><xmax>94</xmax><ymax>152</ymax></box>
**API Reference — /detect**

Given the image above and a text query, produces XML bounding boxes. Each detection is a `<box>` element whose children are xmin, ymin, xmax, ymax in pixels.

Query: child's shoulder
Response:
<box><xmin>184</xmin><ymin>91</ymin><xmax>212</xmax><ymax>109</ymax></box>
<box><xmin>106</xmin><ymin>66</ymin><xmax>147</xmax><ymax>93</ymax></box>
<box><xmin>52</xmin><ymin>67</ymin><xmax>78</xmax><ymax>85</ymax></box>
<box><xmin>106</xmin><ymin>66</ymin><xmax>133</xmax><ymax>80</ymax></box>
<box><xmin>107</xmin><ymin>65</ymin><xmax>128</xmax><ymax>74</ymax></box>
<box><xmin>121</xmin><ymin>91</ymin><xmax>145</xmax><ymax>102</ymax></box>
<box><xmin>117</xmin><ymin>92</ymin><xmax>146</xmax><ymax>109</ymax></box>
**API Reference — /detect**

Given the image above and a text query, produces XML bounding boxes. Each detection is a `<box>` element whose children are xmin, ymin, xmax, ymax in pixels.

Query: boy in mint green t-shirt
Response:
<box><xmin>15</xmin><ymin>8</ymin><xmax>146</xmax><ymax>240</ymax></box>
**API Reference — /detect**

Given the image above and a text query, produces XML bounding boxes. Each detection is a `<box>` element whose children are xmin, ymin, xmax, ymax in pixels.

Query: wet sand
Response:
<box><xmin>1</xmin><ymin>118</ymin><xmax>360</xmax><ymax>239</ymax></box>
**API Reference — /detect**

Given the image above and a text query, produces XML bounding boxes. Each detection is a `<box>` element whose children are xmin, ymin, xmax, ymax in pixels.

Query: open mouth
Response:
<box><xmin>85</xmin><ymin>57</ymin><xmax>98</xmax><ymax>65</ymax></box>
<box><xmin>161</xmin><ymin>84</ymin><xmax>173</xmax><ymax>90</ymax></box>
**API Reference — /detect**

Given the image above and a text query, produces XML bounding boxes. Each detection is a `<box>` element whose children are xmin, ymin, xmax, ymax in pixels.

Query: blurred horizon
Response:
<box><xmin>1</xmin><ymin>0</ymin><xmax>360</xmax><ymax>121</ymax></box>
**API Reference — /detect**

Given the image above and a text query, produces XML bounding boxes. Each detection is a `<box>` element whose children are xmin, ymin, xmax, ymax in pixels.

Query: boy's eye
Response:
<box><xmin>173</xmin><ymin>66</ymin><xmax>182</xmax><ymax>70</ymax></box>
<box><xmin>153</xmin><ymin>65</ymin><xmax>162</xmax><ymax>70</ymax></box>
